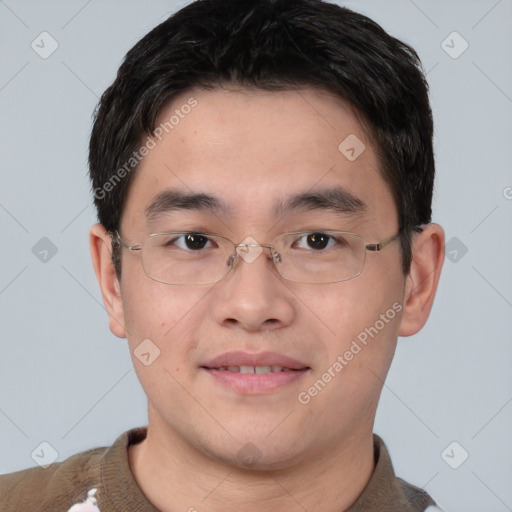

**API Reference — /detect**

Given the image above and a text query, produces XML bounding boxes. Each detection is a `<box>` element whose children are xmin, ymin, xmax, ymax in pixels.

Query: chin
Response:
<box><xmin>197</xmin><ymin>434</ymin><xmax>309</xmax><ymax>473</ymax></box>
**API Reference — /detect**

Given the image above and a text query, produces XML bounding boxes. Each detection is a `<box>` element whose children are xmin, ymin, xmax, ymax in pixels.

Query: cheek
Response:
<box><xmin>301</xmin><ymin>265</ymin><xmax>404</xmax><ymax>379</ymax></box>
<box><xmin>298</xmin><ymin>287</ymin><xmax>401</xmax><ymax>428</ymax></box>
<box><xmin>120</xmin><ymin>274</ymin><xmax>212</xmax><ymax>353</ymax></box>
<box><xmin>119</xmin><ymin>280</ymin><xmax>211</xmax><ymax>396</ymax></box>
<box><xmin>302</xmin><ymin>270</ymin><xmax>402</xmax><ymax>346</ymax></box>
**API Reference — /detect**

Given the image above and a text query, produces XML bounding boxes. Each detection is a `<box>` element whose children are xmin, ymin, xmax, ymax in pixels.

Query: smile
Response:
<box><xmin>210</xmin><ymin>365</ymin><xmax>299</xmax><ymax>374</ymax></box>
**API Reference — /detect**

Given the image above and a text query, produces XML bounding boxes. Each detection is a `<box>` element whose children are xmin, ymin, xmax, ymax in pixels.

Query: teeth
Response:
<box><xmin>216</xmin><ymin>365</ymin><xmax>289</xmax><ymax>373</ymax></box>
<box><xmin>255</xmin><ymin>365</ymin><xmax>272</xmax><ymax>374</ymax></box>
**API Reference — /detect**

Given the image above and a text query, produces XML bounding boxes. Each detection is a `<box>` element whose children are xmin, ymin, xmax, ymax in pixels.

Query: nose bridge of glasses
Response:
<box><xmin>232</xmin><ymin>238</ymin><xmax>277</xmax><ymax>266</ymax></box>
<box><xmin>235</xmin><ymin>242</ymin><xmax>273</xmax><ymax>250</ymax></box>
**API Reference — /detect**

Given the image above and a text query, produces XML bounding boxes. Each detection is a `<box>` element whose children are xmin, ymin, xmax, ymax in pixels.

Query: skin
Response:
<box><xmin>90</xmin><ymin>87</ymin><xmax>444</xmax><ymax>512</ymax></box>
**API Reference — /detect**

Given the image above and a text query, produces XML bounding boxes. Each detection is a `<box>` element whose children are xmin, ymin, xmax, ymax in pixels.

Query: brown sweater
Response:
<box><xmin>0</xmin><ymin>428</ymin><xmax>440</xmax><ymax>512</ymax></box>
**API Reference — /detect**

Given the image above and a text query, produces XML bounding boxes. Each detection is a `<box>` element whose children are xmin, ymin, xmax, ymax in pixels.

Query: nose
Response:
<box><xmin>211</xmin><ymin>240</ymin><xmax>295</xmax><ymax>332</ymax></box>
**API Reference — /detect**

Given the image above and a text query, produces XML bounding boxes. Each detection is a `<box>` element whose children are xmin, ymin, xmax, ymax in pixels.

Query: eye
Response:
<box><xmin>295</xmin><ymin>232</ymin><xmax>336</xmax><ymax>250</ymax></box>
<box><xmin>169</xmin><ymin>233</ymin><xmax>214</xmax><ymax>251</ymax></box>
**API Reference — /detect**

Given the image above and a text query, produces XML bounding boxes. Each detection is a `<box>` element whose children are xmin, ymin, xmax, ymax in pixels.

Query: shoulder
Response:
<box><xmin>0</xmin><ymin>428</ymin><xmax>147</xmax><ymax>512</ymax></box>
<box><xmin>0</xmin><ymin>445</ymin><xmax>106</xmax><ymax>512</ymax></box>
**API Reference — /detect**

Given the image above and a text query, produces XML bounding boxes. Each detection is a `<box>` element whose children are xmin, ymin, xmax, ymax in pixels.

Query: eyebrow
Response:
<box><xmin>145</xmin><ymin>186</ymin><xmax>367</xmax><ymax>224</ymax></box>
<box><xmin>274</xmin><ymin>187</ymin><xmax>367</xmax><ymax>217</ymax></box>
<box><xmin>145</xmin><ymin>189</ymin><xmax>230</xmax><ymax>223</ymax></box>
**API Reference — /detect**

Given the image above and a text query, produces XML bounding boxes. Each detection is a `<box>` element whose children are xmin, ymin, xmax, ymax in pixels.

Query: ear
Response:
<box><xmin>89</xmin><ymin>223</ymin><xmax>127</xmax><ymax>338</ymax></box>
<box><xmin>398</xmin><ymin>223</ymin><xmax>445</xmax><ymax>337</ymax></box>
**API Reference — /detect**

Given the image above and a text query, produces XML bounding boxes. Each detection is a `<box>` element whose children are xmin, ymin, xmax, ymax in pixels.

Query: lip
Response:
<box><xmin>201</xmin><ymin>351</ymin><xmax>310</xmax><ymax>395</ymax></box>
<box><xmin>202</xmin><ymin>351</ymin><xmax>309</xmax><ymax>370</ymax></box>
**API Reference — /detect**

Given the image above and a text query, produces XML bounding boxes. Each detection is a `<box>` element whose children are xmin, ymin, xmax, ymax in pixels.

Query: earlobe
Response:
<box><xmin>398</xmin><ymin>223</ymin><xmax>445</xmax><ymax>337</ymax></box>
<box><xmin>89</xmin><ymin>223</ymin><xmax>127</xmax><ymax>339</ymax></box>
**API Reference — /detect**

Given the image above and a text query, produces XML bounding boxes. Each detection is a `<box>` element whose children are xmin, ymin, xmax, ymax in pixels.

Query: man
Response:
<box><xmin>0</xmin><ymin>0</ymin><xmax>444</xmax><ymax>510</ymax></box>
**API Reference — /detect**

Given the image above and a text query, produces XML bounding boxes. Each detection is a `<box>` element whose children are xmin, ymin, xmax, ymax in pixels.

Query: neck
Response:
<box><xmin>128</xmin><ymin>419</ymin><xmax>375</xmax><ymax>512</ymax></box>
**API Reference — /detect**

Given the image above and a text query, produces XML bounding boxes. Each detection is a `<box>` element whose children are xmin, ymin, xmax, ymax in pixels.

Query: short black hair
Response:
<box><xmin>89</xmin><ymin>0</ymin><xmax>434</xmax><ymax>277</ymax></box>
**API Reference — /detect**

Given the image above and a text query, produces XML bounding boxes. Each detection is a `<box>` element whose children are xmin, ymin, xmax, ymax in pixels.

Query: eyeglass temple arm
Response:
<box><xmin>112</xmin><ymin>230</ymin><xmax>142</xmax><ymax>252</ymax></box>
<box><xmin>365</xmin><ymin>232</ymin><xmax>401</xmax><ymax>252</ymax></box>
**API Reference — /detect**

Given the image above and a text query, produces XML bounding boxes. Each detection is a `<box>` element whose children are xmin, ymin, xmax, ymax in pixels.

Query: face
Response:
<box><xmin>112</xmin><ymin>87</ymin><xmax>408</xmax><ymax>468</ymax></box>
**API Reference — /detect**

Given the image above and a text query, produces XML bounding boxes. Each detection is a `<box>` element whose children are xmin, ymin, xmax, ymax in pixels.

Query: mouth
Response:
<box><xmin>205</xmin><ymin>365</ymin><xmax>301</xmax><ymax>374</ymax></box>
<box><xmin>201</xmin><ymin>352</ymin><xmax>310</xmax><ymax>394</ymax></box>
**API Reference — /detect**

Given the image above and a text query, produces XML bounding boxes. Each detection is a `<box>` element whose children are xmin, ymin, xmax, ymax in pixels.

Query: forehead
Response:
<box><xmin>154</xmin><ymin>87</ymin><xmax>370</xmax><ymax>172</ymax></box>
<box><xmin>121</xmin><ymin>87</ymin><xmax>395</xmax><ymax>234</ymax></box>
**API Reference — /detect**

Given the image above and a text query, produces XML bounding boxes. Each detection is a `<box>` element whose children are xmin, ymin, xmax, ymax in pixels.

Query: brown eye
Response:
<box><xmin>184</xmin><ymin>234</ymin><xmax>209</xmax><ymax>250</ymax></box>
<box><xmin>306</xmin><ymin>233</ymin><xmax>330</xmax><ymax>250</ymax></box>
<box><xmin>163</xmin><ymin>233</ymin><xmax>213</xmax><ymax>251</ymax></box>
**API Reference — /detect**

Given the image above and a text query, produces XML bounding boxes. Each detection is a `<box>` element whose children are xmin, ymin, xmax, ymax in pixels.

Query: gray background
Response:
<box><xmin>1</xmin><ymin>1</ymin><xmax>511</xmax><ymax>510</ymax></box>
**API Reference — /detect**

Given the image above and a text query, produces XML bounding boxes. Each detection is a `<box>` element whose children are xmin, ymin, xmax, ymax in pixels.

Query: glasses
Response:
<box><xmin>112</xmin><ymin>230</ymin><xmax>400</xmax><ymax>285</ymax></box>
